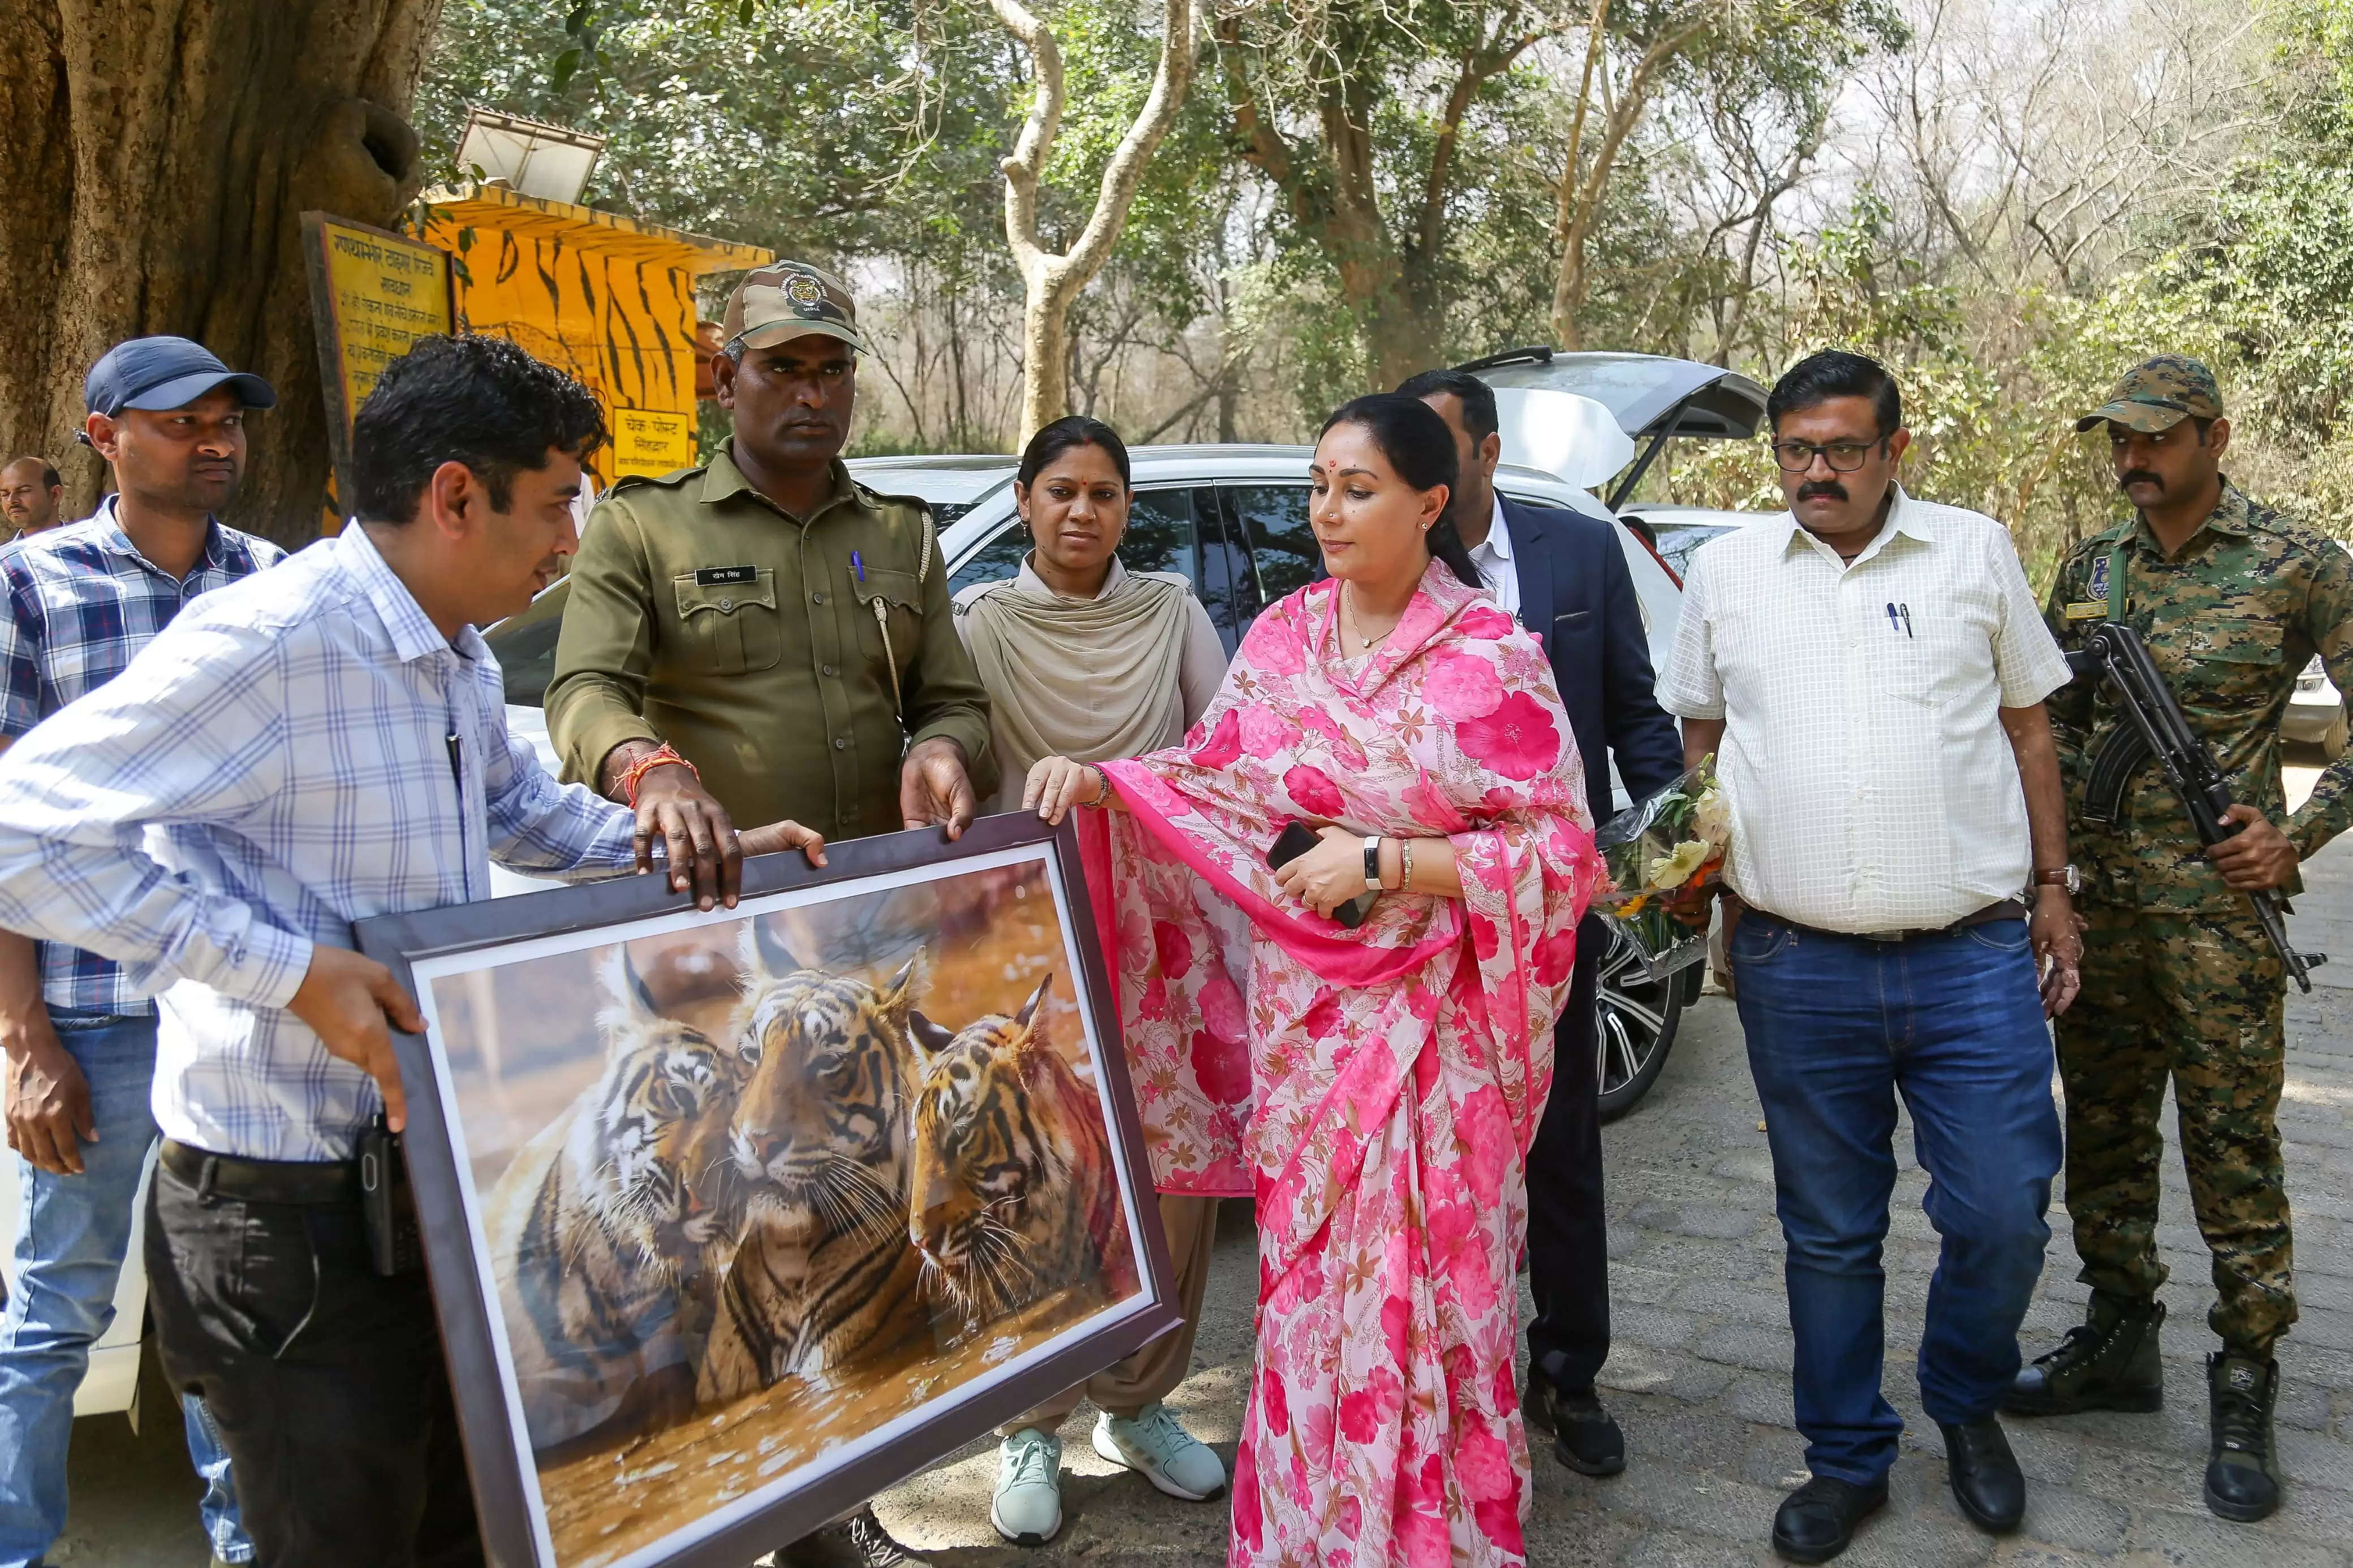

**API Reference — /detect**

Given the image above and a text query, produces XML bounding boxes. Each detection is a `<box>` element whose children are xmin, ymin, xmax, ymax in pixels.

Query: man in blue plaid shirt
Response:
<box><xmin>0</xmin><ymin>336</ymin><xmax>821</xmax><ymax>1568</ymax></box>
<box><xmin>0</xmin><ymin>337</ymin><xmax>278</xmax><ymax>1568</ymax></box>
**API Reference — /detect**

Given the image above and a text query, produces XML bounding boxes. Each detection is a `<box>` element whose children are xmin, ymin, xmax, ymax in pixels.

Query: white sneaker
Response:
<box><xmin>1093</xmin><ymin>1403</ymin><xmax>1228</xmax><ymax>1501</ymax></box>
<box><xmin>991</xmin><ymin>1427</ymin><xmax>1064</xmax><ymax>1544</ymax></box>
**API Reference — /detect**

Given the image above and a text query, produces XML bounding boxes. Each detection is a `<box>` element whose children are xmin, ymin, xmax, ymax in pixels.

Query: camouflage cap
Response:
<box><xmin>722</xmin><ymin>261</ymin><xmax>868</xmax><ymax>356</ymax></box>
<box><xmin>2074</xmin><ymin>355</ymin><xmax>2225</xmax><ymax>434</ymax></box>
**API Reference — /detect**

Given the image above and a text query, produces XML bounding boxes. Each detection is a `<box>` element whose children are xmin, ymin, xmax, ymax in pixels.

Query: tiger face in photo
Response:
<box><xmin>906</xmin><ymin>974</ymin><xmax>1135</xmax><ymax>1332</ymax></box>
<box><xmin>696</xmin><ymin>922</ymin><xmax>932</xmax><ymax>1403</ymax></box>
<box><xmin>482</xmin><ymin>947</ymin><xmax>745</xmax><ymax>1461</ymax></box>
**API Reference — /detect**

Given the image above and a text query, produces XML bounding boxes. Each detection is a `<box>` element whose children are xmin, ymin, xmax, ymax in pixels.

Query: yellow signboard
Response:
<box><xmin>419</xmin><ymin>183</ymin><xmax>771</xmax><ymax>493</ymax></box>
<box><xmin>612</xmin><ymin>408</ymin><xmax>698</xmax><ymax>479</ymax></box>
<box><xmin>302</xmin><ymin>213</ymin><xmax>455</xmax><ymax>529</ymax></box>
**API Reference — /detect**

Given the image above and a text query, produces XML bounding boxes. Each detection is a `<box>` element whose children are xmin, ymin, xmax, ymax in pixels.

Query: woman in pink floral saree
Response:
<box><xmin>1028</xmin><ymin>396</ymin><xmax>1604</xmax><ymax>1568</ymax></box>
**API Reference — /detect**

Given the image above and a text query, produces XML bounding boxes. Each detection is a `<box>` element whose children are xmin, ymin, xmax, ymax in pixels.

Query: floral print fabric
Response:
<box><xmin>1099</xmin><ymin>561</ymin><xmax>1602</xmax><ymax>1567</ymax></box>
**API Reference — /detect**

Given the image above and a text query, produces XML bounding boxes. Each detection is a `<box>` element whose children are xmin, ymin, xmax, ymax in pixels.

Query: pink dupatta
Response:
<box><xmin>1100</xmin><ymin>560</ymin><xmax>1601</xmax><ymax>1250</ymax></box>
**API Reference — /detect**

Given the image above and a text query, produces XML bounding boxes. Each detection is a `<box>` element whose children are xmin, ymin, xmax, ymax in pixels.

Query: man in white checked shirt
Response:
<box><xmin>1661</xmin><ymin>352</ymin><xmax>2080</xmax><ymax>1564</ymax></box>
<box><xmin>0</xmin><ymin>336</ymin><xmax>823</xmax><ymax>1568</ymax></box>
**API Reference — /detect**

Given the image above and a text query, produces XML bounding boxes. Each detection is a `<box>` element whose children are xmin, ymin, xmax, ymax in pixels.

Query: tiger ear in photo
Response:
<box><xmin>874</xmin><ymin>949</ymin><xmax>929</xmax><ymax>1032</ymax></box>
<box><xmin>740</xmin><ymin>915</ymin><xmax>814</xmax><ymax>983</ymax></box>
<box><xmin>906</xmin><ymin>1008</ymin><xmax>955</xmax><ymax>1073</ymax></box>
<box><xmin>599</xmin><ymin>944</ymin><xmax>662</xmax><ymax>1034</ymax></box>
<box><xmin>1008</xmin><ymin>972</ymin><xmax>1052</xmax><ymax>1053</ymax></box>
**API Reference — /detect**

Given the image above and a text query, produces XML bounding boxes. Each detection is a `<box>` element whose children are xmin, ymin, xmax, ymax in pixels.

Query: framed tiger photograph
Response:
<box><xmin>352</xmin><ymin>813</ymin><xmax>1183</xmax><ymax>1568</ymax></box>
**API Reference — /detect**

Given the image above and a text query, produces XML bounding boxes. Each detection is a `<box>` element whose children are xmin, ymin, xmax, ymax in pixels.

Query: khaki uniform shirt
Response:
<box><xmin>2042</xmin><ymin>480</ymin><xmax>2353</xmax><ymax>911</ymax></box>
<box><xmin>546</xmin><ymin>448</ymin><xmax>996</xmax><ymax>842</ymax></box>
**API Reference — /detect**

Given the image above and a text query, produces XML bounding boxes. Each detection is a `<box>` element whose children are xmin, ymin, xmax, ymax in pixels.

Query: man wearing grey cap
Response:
<box><xmin>0</xmin><ymin>335</ymin><xmax>277</xmax><ymax>1568</ymax></box>
<box><xmin>2017</xmin><ymin>356</ymin><xmax>2352</xmax><ymax>1524</ymax></box>
<box><xmin>550</xmin><ymin>264</ymin><xmax>992</xmax><ymax>1565</ymax></box>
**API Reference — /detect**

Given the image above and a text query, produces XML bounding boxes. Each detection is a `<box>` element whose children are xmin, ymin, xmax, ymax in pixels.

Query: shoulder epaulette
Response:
<box><xmin>608</xmin><ymin>464</ymin><xmax>701</xmax><ymax>496</ymax></box>
<box><xmin>852</xmin><ymin>485</ymin><xmax>939</xmax><ymax>579</ymax></box>
<box><xmin>851</xmin><ymin>481</ymin><xmax>935</xmax><ymax>514</ymax></box>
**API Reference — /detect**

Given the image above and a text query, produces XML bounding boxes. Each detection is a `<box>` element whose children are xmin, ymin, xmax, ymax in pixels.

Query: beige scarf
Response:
<box><xmin>960</xmin><ymin>564</ymin><xmax>1195</xmax><ymax>813</ymax></box>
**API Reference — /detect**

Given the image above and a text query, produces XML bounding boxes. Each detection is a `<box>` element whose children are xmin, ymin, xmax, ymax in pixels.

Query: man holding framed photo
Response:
<box><xmin>549</xmin><ymin>261</ymin><xmax>997</xmax><ymax>854</ymax></box>
<box><xmin>0</xmin><ymin>335</ymin><xmax>822</xmax><ymax>1568</ymax></box>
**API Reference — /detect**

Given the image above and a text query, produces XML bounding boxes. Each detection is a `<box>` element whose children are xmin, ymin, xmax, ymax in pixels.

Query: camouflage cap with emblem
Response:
<box><xmin>2074</xmin><ymin>355</ymin><xmax>2225</xmax><ymax>434</ymax></box>
<box><xmin>721</xmin><ymin>261</ymin><xmax>868</xmax><ymax>357</ymax></box>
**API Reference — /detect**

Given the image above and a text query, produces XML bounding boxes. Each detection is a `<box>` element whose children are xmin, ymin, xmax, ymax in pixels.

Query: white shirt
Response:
<box><xmin>0</xmin><ymin>525</ymin><xmax>637</xmax><ymax>1160</ymax></box>
<box><xmin>1466</xmin><ymin>493</ymin><xmax>1520</xmax><ymax>617</ymax></box>
<box><xmin>1657</xmin><ymin>487</ymin><xmax>2071</xmax><ymax>934</ymax></box>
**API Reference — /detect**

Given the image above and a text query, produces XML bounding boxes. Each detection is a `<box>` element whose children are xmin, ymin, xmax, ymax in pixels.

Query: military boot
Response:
<box><xmin>2006</xmin><ymin>1294</ymin><xmax>2165</xmax><ymax>1416</ymax></box>
<box><xmin>2205</xmin><ymin>1351</ymin><xmax>2283</xmax><ymax>1523</ymax></box>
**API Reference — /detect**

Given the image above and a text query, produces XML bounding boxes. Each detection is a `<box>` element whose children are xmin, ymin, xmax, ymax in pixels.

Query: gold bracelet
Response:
<box><xmin>1401</xmin><ymin>837</ymin><xmax>1415</xmax><ymax>892</ymax></box>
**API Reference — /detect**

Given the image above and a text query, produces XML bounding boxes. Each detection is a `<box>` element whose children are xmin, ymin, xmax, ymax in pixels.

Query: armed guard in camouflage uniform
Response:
<box><xmin>2015</xmin><ymin>357</ymin><xmax>2353</xmax><ymax>1524</ymax></box>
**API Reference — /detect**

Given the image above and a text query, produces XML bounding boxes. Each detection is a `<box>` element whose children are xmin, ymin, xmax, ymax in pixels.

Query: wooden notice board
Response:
<box><xmin>302</xmin><ymin>213</ymin><xmax>456</xmax><ymax>528</ymax></box>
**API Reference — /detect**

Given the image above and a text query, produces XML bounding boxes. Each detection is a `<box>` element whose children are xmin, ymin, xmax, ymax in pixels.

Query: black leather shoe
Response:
<box><xmin>2008</xmin><ymin>1295</ymin><xmax>2164</xmax><ymax>1416</ymax></box>
<box><xmin>1525</xmin><ymin>1380</ymin><xmax>1626</xmax><ymax>1475</ymax></box>
<box><xmin>1940</xmin><ymin>1416</ymin><xmax>2026</xmax><ymax>1533</ymax></box>
<box><xmin>1771</xmin><ymin>1475</ymin><xmax>1887</xmax><ymax>1563</ymax></box>
<box><xmin>769</xmin><ymin>1506</ymin><xmax>921</xmax><ymax>1567</ymax></box>
<box><xmin>2206</xmin><ymin>1351</ymin><xmax>2283</xmax><ymax>1523</ymax></box>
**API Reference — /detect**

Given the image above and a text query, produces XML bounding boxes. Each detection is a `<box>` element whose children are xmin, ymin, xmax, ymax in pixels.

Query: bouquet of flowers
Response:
<box><xmin>1590</xmin><ymin>756</ymin><xmax>1730</xmax><ymax>979</ymax></box>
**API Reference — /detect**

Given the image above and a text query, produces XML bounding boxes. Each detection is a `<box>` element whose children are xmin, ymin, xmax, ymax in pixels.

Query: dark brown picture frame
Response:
<box><xmin>354</xmin><ymin>814</ymin><xmax>1182</xmax><ymax>1568</ymax></box>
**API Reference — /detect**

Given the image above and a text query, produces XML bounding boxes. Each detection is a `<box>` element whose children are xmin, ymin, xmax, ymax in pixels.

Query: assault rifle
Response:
<box><xmin>2068</xmin><ymin>619</ymin><xmax>2324</xmax><ymax>992</ymax></box>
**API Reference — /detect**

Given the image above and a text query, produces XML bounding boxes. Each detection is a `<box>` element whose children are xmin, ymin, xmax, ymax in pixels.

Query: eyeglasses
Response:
<box><xmin>1770</xmin><ymin>438</ymin><xmax>1884</xmax><ymax>473</ymax></box>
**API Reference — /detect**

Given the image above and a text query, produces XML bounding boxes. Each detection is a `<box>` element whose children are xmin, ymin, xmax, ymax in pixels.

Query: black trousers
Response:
<box><xmin>145</xmin><ymin>1149</ymin><xmax>484</xmax><ymax>1568</ymax></box>
<box><xmin>1524</xmin><ymin>913</ymin><xmax>1611</xmax><ymax>1394</ymax></box>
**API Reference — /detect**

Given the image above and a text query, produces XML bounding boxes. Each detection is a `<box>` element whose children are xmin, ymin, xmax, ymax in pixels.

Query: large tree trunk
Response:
<box><xmin>0</xmin><ymin>0</ymin><xmax>442</xmax><ymax>550</ymax></box>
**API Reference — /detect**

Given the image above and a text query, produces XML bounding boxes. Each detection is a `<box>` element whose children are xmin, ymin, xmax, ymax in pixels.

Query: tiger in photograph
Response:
<box><xmin>481</xmin><ymin>947</ymin><xmax>746</xmax><ymax>1463</ymax></box>
<box><xmin>696</xmin><ymin>921</ymin><xmax>933</xmax><ymax>1403</ymax></box>
<box><xmin>906</xmin><ymin>973</ymin><xmax>1136</xmax><ymax>1334</ymax></box>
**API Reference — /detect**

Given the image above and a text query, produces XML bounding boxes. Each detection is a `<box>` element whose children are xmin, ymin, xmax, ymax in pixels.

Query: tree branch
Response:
<box><xmin>987</xmin><ymin>0</ymin><xmax>1198</xmax><ymax>437</ymax></box>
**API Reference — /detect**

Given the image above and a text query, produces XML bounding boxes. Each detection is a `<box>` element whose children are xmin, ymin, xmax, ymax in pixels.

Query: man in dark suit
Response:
<box><xmin>1402</xmin><ymin>368</ymin><xmax>1687</xmax><ymax>1478</ymax></box>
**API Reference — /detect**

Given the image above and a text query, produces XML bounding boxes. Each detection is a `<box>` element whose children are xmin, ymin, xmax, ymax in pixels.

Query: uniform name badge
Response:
<box><xmin>695</xmin><ymin>565</ymin><xmax>759</xmax><ymax>586</ymax></box>
<box><xmin>2067</xmin><ymin>554</ymin><xmax>2112</xmax><ymax>620</ymax></box>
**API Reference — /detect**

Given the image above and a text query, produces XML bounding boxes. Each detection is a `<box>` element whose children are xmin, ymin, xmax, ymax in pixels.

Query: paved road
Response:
<box><xmin>51</xmin><ymin>784</ymin><xmax>2353</xmax><ymax>1566</ymax></box>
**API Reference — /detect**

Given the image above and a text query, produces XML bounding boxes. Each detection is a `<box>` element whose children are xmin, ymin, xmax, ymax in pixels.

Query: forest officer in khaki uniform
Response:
<box><xmin>548</xmin><ymin>267</ymin><xmax>992</xmax><ymax>1568</ymax></box>
<box><xmin>2014</xmin><ymin>357</ymin><xmax>2353</xmax><ymax>1527</ymax></box>
<box><xmin>549</xmin><ymin>261</ymin><xmax>996</xmax><ymax>855</ymax></box>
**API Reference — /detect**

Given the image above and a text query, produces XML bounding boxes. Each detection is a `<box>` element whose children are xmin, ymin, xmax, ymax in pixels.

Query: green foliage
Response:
<box><xmin>415</xmin><ymin>0</ymin><xmax>1017</xmax><ymax>273</ymax></box>
<box><xmin>1660</xmin><ymin>189</ymin><xmax>2183</xmax><ymax>583</ymax></box>
<box><xmin>1662</xmin><ymin>2</ymin><xmax>2353</xmax><ymax>585</ymax></box>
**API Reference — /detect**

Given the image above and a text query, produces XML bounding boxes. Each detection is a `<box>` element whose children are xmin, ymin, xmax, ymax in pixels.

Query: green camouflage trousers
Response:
<box><xmin>2055</xmin><ymin>901</ymin><xmax>2298</xmax><ymax>1353</ymax></box>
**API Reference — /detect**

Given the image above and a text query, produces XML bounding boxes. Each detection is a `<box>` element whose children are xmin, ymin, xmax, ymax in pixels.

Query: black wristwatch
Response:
<box><xmin>1363</xmin><ymin>835</ymin><xmax>1384</xmax><ymax>892</ymax></box>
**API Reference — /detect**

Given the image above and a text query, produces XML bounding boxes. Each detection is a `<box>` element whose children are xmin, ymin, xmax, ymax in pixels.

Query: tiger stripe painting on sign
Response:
<box><xmin>419</xmin><ymin>182</ymin><xmax>770</xmax><ymax>490</ymax></box>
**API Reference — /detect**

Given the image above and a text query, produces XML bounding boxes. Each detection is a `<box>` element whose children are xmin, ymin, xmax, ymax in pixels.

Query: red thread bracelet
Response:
<box><xmin>618</xmin><ymin>743</ymin><xmax>697</xmax><ymax>809</ymax></box>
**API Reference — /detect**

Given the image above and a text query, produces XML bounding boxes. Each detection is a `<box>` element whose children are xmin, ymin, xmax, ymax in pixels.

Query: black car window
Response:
<box><xmin>947</xmin><ymin>522</ymin><xmax>1029</xmax><ymax>595</ymax></box>
<box><xmin>1121</xmin><ymin>489</ymin><xmax>1199</xmax><ymax>584</ymax></box>
<box><xmin>1192</xmin><ymin>486</ymin><xmax>1248</xmax><ymax>655</ymax></box>
<box><xmin>1224</xmin><ymin>483</ymin><xmax>1321</xmax><ymax>615</ymax></box>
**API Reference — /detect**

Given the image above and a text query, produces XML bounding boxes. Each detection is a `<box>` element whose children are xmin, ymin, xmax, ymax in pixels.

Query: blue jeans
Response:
<box><xmin>1731</xmin><ymin>913</ymin><xmax>2063</xmax><ymax>1487</ymax></box>
<box><xmin>0</xmin><ymin>1009</ymin><xmax>251</xmax><ymax>1566</ymax></box>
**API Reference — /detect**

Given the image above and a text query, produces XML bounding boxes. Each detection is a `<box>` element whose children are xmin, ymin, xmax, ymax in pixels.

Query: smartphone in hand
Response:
<box><xmin>1267</xmin><ymin>820</ymin><xmax>1378</xmax><ymax>930</ymax></box>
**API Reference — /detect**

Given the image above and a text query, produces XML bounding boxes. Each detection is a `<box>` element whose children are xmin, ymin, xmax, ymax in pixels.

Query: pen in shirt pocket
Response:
<box><xmin>1885</xmin><ymin>602</ymin><xmax>1900</xmax><ymax>634</ymax></box>
<box><xmin>852</xmin><ymin>550</ymin><xmax>866</xmax><ymax>583</ymax></box>
<box><xmin>1900</xmin><ymin>603</ymin><xmax>1914</xmax><ymax>638</ymax></box>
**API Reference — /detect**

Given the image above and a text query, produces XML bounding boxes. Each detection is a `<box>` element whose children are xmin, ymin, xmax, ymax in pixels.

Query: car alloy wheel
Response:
<box><xmin>1594</xmin><ymin>921</ymin><xmax>1686</xmax><ymax>1121</ymax></box>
